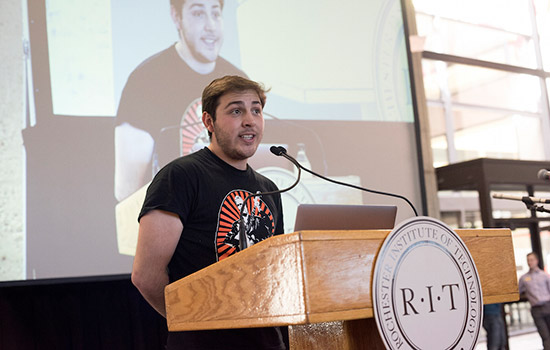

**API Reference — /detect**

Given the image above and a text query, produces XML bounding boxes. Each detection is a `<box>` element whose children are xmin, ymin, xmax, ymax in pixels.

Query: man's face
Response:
<box><xmin>177</xmin><ymin>0</ymin><xmax>223</xmax><ymax>63</ymax></box>
<box><xmin>527</xmin><ymin>254</ymin><xmax>539</xmax><ymax>269</ymax></box>
<box><xmin>204</xmin><ymin>90</ymin><xmax>264</xmax><ymax>168</ymax></box>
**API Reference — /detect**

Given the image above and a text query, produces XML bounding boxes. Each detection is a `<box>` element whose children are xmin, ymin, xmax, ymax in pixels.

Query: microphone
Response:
<box><xmin>237</xmin><ymin>147</ymin><xmax>301</xmax><ymax>251</ymax></box>
<box><xmin>269</xmin><ymin>145</ymin><xmax>286</xmax><ymax>156</ymax></box>
<box><xmin>538</xmin><ymin>169</ymin><xmax>550</xmax><ymax>181</ymax></box>
<box><xmin>492</xmin><ymin>193</ymin><xmax>550</xmax><ymax>204</ymax></box>
<box><xmin>270</xmin><ymin>145</ymin><xmax>419</xmax><ymax>217</ymax></box>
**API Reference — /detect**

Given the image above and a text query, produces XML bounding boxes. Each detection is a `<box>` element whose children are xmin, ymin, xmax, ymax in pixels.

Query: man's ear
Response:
<box><xmin>202</xmin><ymin>111</ymin><xmax>214</xmax><ymax>134</ymax></box>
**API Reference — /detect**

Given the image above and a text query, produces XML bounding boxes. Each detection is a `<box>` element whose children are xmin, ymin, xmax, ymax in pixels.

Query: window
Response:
<box><xmin>413</xmin><ymin>0</ymin><xmax>550</xmax><ymax>166</ymax></box>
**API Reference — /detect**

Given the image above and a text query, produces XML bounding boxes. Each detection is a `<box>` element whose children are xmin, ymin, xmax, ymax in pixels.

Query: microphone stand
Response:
<box><xmin>271</xmin><ymin>146</ymin><xmax>418</xmax><ymax>217</ymax></box>
<box><xmin>298</xmin><ymin>165</ymin><xmax>419</xmax><ymax>217</ymax></box>
<box><xmin>520</xmin><ymin>197</ymin><xmax>550</xmax><ymax>214</ymax></box>
<box><xmin>529</xmin><ymin>204</ymin><xmax>550</xmax><ymax>214</ymax></box>
<box><xmin>238</xmin><ymin>151</ymin><xmax>302</xmax><ymax>251</ymax></box>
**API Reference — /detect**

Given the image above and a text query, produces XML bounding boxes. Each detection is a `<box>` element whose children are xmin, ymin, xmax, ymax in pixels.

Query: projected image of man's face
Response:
<box><xmin>177</xmin><ymin>0</ymin><xmax>224</xmax><ymax>63</ymax></box>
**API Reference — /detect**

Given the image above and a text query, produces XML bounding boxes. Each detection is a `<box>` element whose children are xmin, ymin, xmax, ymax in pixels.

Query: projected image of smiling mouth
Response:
<box><xmin>203</xmin><ymin>36</ymin><xmax>218</xmax><ymax>47</ymax></box>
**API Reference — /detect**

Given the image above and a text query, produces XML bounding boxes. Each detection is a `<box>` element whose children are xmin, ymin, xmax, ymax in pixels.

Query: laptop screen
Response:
<box><xmin>293</xmin><ymin>204</ymin><xmax>397</xmax><ymax>231</ymax></box>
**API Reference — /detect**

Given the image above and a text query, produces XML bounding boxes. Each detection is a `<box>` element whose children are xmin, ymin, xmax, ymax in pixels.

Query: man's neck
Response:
<box><xmin>207</xmin><ymin>145</ymin><xmax>248</xmax><ymax>171</ymax></box>
<box><xmin>175</xmin><ymin>41</ymin><xmax>216</xmax><ymax>75</ymax></box>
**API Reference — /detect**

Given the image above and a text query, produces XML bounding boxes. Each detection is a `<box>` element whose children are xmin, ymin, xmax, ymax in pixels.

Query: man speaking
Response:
<box><xmin>132</xmin><ymin>75</ymin><xmax>286</xmax><ymax>349</ymax></box>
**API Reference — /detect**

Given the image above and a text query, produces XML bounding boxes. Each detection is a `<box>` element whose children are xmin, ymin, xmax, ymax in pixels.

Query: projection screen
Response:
<box><xmin>6</xmin><ymin>0</ymin><xmax>425</xmax><ymax>282</ymax></box>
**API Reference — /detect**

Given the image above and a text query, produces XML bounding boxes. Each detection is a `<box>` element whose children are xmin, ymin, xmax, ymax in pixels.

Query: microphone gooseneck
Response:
<box><xmin>238</xmin><ymin>148</ymin><xmax>301</xmax><ymax>252</ymax></box>
<box><xmin>271</xmin><ymin>145</ymin><xmax>419</xmax><ymax>217</ymax></box>
<box><xmin>492</xmin><ymin>193</ymin><xmax>550</xmax><ymax>204</ymax></box>
<box><xmin>493</xmin><ymin>193</ymin><xmax>550</xmax><ymax>213</ymax></box>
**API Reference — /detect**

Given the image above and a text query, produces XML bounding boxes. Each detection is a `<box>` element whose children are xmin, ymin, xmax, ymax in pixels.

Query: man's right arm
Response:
<box><xmin>132</xmin><ymin>209</ymin><xmax>183</xmax><ymax>318</ymax></box>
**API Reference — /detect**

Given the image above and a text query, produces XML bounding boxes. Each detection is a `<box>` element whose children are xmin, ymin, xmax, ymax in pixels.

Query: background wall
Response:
<box><xmin>0</xmin><ymin>0</ymin><xmax>25</xmax><ymax>281</ymax></box>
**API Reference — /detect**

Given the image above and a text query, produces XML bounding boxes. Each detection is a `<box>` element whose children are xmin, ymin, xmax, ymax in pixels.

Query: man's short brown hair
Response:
<box><xmin>202</xmin><ymin>75</ymin><xmax>268</xmax><ymax>134</ymax></box>
<box><xmin>170</xmin><ymin>0</ymin><xmax>225</xmax><ymax>17</ymax></box>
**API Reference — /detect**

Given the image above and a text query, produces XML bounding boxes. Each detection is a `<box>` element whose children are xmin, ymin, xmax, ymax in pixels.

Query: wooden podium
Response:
<box><xmin>165</xmin><ymin>229</ymin><xmax>519</xmax><ymax>349</ymax></box>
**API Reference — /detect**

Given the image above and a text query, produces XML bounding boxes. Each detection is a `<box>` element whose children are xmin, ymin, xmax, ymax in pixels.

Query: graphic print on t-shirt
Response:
<box><xmin>180</xmin><ymin>98</ymin><xmax>207</xmax><ymax>156</ymax></box>
<box><xmin>216</xmin><ymin>190</ymin><xmax>275</xmax><ymax>261</ymax></box>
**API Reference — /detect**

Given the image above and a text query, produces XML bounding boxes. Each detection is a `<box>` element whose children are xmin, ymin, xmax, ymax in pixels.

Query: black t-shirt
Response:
<box><xmin>139</xmin><ymin>148</ymin><xmax>286</xmax><ymax>350</ymax></box>
<box><xmin>116</xmin><ymin>44</ymin><xmax>247</xmax><ymax>172</ymax></box>
<box><xmin>140</xmin><ymin>148</ymin><xmax>284</xmax><ymax>280</ymax></box>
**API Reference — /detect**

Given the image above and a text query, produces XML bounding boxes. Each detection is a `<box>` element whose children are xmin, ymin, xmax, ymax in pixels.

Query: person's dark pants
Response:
<box><xmin>483</xmin><ymin>313</ymin><xmax>506</xmax><ymax>350</ymax></box>
<box><xmin>531</xmin><ymin>302</ymin><xmax>550</xmax><ymax>350</ymax></box>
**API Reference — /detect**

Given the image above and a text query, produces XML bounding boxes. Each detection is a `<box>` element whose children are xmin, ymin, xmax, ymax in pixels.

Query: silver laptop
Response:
<box><xmin>293</xmin><ymin>204</ymin><xmax>397</xmax><ymax>231</ymax></box>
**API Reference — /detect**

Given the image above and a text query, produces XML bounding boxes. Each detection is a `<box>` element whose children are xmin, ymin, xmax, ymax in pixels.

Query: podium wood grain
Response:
<box><xmin>165</xmin><ymin>229</ymin><xmax>518</xmax><ymax>349</ymax></box>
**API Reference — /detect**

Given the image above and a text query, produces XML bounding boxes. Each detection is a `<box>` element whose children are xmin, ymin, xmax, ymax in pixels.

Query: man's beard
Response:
<box><xmin>212</xmin><ymin>125</ymin><xmax>261</xmax><ymax>161</ymax></box>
